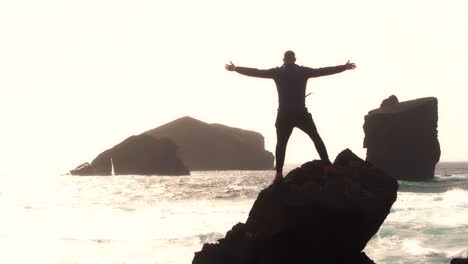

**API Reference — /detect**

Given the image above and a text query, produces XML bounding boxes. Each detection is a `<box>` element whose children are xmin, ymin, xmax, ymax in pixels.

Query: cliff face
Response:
<box><xmin>144</xmin><ymin>116</ymin><xmax>274</xmax><ymax>170</ymax></box>
<box><xmin>193</xmin><ymin>149</ymin><xmax>398</xmax><ymax>263</ymax></box>
<box><xmin>363</xmin><ymin>96</ymin><xmax>441</xmax><ymax>181</ymax></box>
<box><xmin>70</xmin><ymin>134</ymin><xmax>189</xmax><ymax>176</ymax></box>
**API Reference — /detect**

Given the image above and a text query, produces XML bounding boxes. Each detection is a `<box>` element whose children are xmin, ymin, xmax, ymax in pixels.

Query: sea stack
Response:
<box><xmin>70</xmin><ymin>134</ymin><xmax>189</xmax><ymax>176</ymax></box>
<box><xmin>145</xmin><ymin>116</ymin><xmax>274</xmax><ymax>170</ymax></box>
<box><xmin>193</xmin><ymin>149</ymin><xmax>398</xmax><ymax>263</ymax></box>
<box><xmin>363</xmin><ymin>95</ymin><xmax>441</xmax><ymax>181</ymax></box>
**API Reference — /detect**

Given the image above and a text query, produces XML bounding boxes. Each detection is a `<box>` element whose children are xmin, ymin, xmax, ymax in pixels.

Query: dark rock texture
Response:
<box><xmin>451</xmin><ymin>257</ymin><xmax>468</xmax><ymax>264</ymax></box>
<box><xmin>70</xmin><ymin>134</ymin><xmax>189</xmax><ymax>176</ymax></box>
<box><xmin>145</xmin><ymin>116</ymin><xmax>274</xmax><ymax>170</ymax></box>
<box><xmin>364</xmin><ymin>96</ymin><xmax>441</xmax><ymax>181</ymax></box>
<box><xmin>192</xmin><ymin>149</ymin><xmax>398</xmax><ymax>264</ymax></box>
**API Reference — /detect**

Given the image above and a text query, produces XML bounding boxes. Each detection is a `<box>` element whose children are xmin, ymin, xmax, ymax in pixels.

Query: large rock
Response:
<box><xmin>363</xmin><ymin>96</ymin><xmax>441</xmax><ymax>181</ymax></box>
<box><xmin>70</xmin><ymin>134</ymin><xmax>189</xmax><ymax>176</ymax></box>
<box><xmin>145</xmin><ymin>116</ymin><xmax>274</xmax><ymax>170</ymax></box>
<box><xmin>192</xmin><ymin>149</ymin><xmax>399</xmax><ymax>264</ymax></box>
<box><xmin>451</xmin><ymin>258</ymin><xmax>468</xmax><ymax>264</ymax></box>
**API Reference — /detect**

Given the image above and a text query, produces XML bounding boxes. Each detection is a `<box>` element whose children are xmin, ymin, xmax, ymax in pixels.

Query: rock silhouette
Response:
<box><xmin>145</xmin><ymin>116</ymin><xmax>274</xmax><ymax>170</ymax></box>
<box><xmin>192</xmin><ymin>149</ymin><xmax>398</xmax><ymax>264</ymax></box>
<box><xmin>451</xmin><ymin>257</ymin><xmax>468</xmax><ymax>264</ymax></box>
<box><xmin>70</xmin><ymin>134</ymin><xmax>189</xmax><ymax>176</ymax></box>
<box><xmin>364</xmin><ymin>96</ymin><xmax>440</xmax><ymax>181</ymax></box>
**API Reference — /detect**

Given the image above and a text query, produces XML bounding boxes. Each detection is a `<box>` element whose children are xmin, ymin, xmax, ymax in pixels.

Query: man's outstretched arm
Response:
<box><xmin>225</xmin><ymin>61</ymin><xmax>276</xmax><ymax>79</ymax></box>
<box><xmin>305</xmin><ymin>60</ymin><xmax>356</xmax><ymax>78</ymax></box>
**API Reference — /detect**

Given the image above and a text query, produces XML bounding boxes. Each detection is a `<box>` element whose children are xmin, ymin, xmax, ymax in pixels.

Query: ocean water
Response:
<box><xmin>0</xmin><ymin>163</ymin><xmax>467</xmax><ymax>264</ymax></box>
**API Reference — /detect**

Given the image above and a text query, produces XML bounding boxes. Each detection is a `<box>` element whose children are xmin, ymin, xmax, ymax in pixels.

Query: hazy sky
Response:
<box><xmin>1</xmin><ymin>0</ymin><xmax>467</xmax><ymax>176</ymax></box>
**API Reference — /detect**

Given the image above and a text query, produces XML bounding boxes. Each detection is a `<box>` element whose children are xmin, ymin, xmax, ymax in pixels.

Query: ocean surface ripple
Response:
<box><xmin>0</xmin><ymin>163</ymin><xmax>467</xmax><ymax>263</ymax></box>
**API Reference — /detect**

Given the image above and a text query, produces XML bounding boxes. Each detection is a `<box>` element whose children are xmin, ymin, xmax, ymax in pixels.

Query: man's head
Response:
<box><xmin>283</xmin><ymin>50</ymin><xmax>296</xmax><ymax>64</ymax></box>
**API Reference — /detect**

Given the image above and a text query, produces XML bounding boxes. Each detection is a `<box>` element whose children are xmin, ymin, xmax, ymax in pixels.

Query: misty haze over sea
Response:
<box><xmin>0</xmin><ymin>162</ymin><xmax>467</xmax><ymax>263</ymax></box>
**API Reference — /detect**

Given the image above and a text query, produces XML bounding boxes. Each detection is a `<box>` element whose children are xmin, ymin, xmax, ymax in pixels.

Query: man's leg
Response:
<box><xmin>275</xmin><ymin>116</ymin><xmax>294</xmax><ymax>173</ymax></box>
<box><xmin>296</xmin><ymin>112</ymin><xmax>331</xmax><ymax>165</ymax></box>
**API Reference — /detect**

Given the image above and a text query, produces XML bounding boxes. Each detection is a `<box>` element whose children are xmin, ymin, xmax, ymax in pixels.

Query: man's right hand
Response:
<box><xmin>225</xmin><ymin>61</ymin><xmax>236</xmax><ymax>71</ymax></box>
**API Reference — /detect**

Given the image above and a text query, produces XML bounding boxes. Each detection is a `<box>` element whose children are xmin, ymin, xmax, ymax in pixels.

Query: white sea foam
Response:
<box><xmin>0</xmin><ymin>167</ymin><xmax>467</xmax><ymax>264</ymax></box>
<box><xmin>401</xmin><ymin>239</ymin><xmax>444</xmax><ymax>256</ymax></box>
<box><xmin>387</xmin><ymin>189</ymin><xmax>468</xmax><ymax>228</ymax></box>
<box><xmin>0</xmin><ymin>198</ymin><xmax>250</xmax><ymax>264</ymax></box>
<box><xmin>443</xmin><ymin>189</ymin><xmax>468</xmax><ymax>207</ymax></box>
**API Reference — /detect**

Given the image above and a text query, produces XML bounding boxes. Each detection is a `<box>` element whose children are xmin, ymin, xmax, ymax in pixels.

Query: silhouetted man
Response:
<box><xmin>225</xmin><ymin>51</ymin><xmax>356</xmax><ymax>181</ymax></box>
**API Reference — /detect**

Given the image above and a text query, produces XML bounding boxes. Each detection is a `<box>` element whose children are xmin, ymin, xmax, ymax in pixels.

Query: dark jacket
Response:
<box><xmin>235</xmin><ymin>63</ymin><xmax>346</xmax><ymax>112</ymax></box>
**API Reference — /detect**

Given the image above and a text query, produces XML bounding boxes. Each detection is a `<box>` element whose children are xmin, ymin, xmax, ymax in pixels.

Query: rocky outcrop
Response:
<box><xmin>363</xmin><ymin>96</ymin><xmax>440</xmax><ymax>181</ymax></box>
<box><xmin>451</xmin><ymin>258</ymin><xmax>468</xmax><ymax>264</ymax></box>
<box><xmin>193</xmin><ymin>149</ymin><xmax>398</xmax><ymax>264</ymax></box>
<box><xmin>145</xmin><ymin>116</ymin><xmax>274</xmax><ymax>170</ymax></box>
<box><xmin>70</xmin><ymin>134</ymin><xmax>189</xmax><ymax>176</ymax></box>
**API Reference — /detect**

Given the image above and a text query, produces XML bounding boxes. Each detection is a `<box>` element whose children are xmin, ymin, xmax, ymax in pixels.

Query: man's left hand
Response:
<box><xmin>345</xmin><ymin>60</ymin><xmax>356</xmax><ymax>70</ymax></box>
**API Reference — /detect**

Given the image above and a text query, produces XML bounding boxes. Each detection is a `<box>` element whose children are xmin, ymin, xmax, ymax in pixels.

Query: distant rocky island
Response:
<box><xmin>70</xmin><ymin>134</ymin><xmax>189</xmax><ymax>176</ymax></box>
<box><xmin>70</xmin><ymin>116</ymin><xmax>274</xmax><ymax>175</ymax></box>
<box><xmin>144</xmin><ymin>116</ymin><xmax>274</xmax><ymax>170</ymax></box>
<box><xmin>193</xmin><ymin>149</ymin><xmax>398</xmax><ymax>263</ymax></box>
<box><xmin>364</xmin><ymin>95</ymin><xmax>440</xmax><ymax>181</ymax></box>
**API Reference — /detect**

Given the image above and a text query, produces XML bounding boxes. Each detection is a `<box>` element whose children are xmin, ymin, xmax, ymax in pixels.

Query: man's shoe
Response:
<box><xmin>273</xmin><ymin>172</ymin><xmax>283</xmax><ymax>183</ymax></box>
<box><xmin>323</xmin><ymin>164</ymin><xmax>336</xmax><ymax>174</ymax></box>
